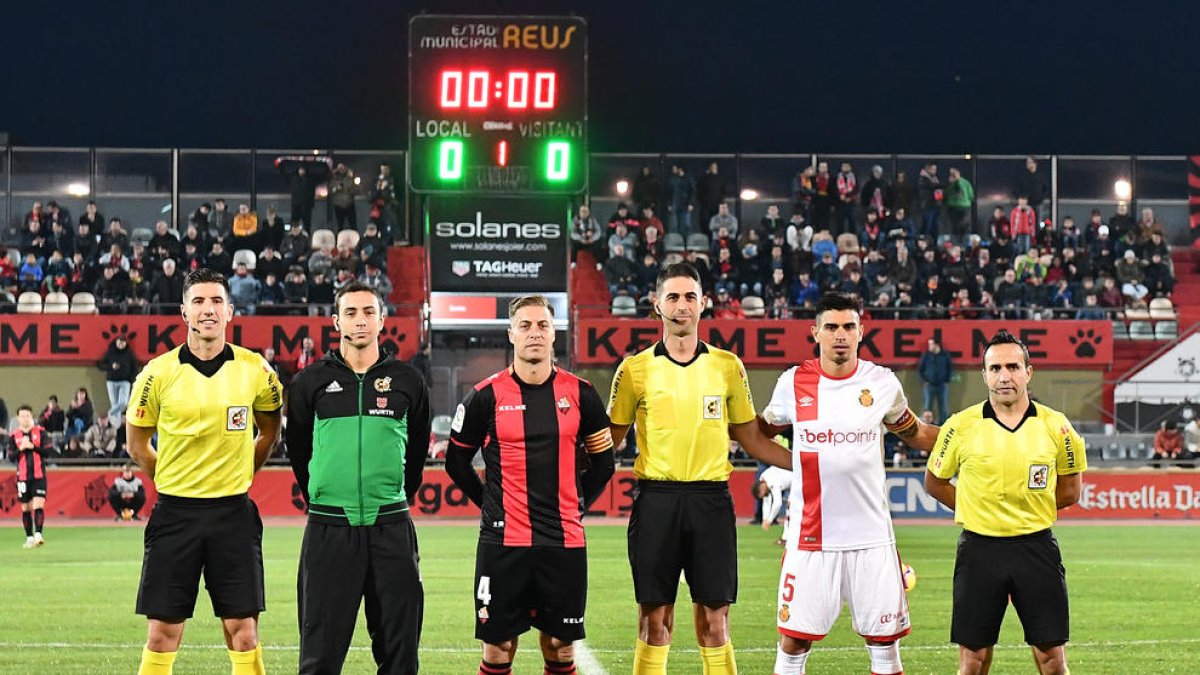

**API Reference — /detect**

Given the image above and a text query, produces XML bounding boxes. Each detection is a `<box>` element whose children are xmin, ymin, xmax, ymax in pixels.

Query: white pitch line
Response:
<box><xmin>574</xmin><ymin>639</ymin><xmax>609</xmax><ymax>675</ymax></box>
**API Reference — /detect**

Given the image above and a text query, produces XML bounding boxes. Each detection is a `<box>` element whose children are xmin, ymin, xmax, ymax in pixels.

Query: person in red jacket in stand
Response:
<box><xmin>1010</xmin><ymin>196</ymin><xmax>1037</xmax><ymax>255</ymax></box>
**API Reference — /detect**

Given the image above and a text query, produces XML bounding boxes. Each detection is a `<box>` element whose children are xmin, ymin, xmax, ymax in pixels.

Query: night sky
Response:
<box><xmin>5</xmin><ymin>1</ymin><xmax>1197</xmax><ymax>153</ymax></box>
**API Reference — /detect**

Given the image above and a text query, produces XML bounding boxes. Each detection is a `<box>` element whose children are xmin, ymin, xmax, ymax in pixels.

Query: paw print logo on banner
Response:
<box><xmin>1068</xmin><ymin>328</ymin><xmax>1102</xmax><ymax>358</ymax></box>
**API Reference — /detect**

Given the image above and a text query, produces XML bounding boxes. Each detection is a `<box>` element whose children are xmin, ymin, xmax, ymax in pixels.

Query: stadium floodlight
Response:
<box><xmin>66</xmin><ymin>182</ymin><xmax>90</xmax><ymax>196</ymax></box>
<box><xmin>740</xmin><ymin>188</ymin><xmax>759</xmax><ymax>201</ymax></box>
<box><xmin>1114</xmin><ymin>179</ymin><xmax>1132</xmax><ymax>201</ymax></box>
<box><xmin>615</xmin><ymin>179</ymin><xmax>629</xmax><ymax>195</ymax></box>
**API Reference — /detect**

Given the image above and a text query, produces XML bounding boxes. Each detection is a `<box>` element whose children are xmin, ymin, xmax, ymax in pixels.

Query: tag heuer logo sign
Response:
<box><xmin>452</xmin><ymin>260</ymin><xmax>471</xmax><ymax>277</ymax></box>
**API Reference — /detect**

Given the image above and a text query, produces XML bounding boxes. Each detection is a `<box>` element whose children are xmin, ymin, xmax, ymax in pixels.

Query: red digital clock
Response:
<box><xmin>409</xmin><ymin>16</ymin><xmax>587</xmax><ymax>194</ymax></box>
<box><xmin>438</xmin><ymin>69</ymin><xmax>558</xmax><ymax>110</ymax></box>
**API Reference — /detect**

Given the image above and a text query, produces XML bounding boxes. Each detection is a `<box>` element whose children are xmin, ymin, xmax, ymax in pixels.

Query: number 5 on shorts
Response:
<box><xmin>782</xmin><ymin>573</ymin><xmax>796</xmax><ymax>602</ymax></box>
<box><xmin>477</xmin><ymin>576</ymin><xmax>492</xmax><ymax>605</ymax></box>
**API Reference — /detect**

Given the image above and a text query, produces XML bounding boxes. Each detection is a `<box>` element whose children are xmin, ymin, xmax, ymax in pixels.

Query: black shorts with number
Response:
<box><xmin>474</xmin><ymin>542</ymin><xmax>588</xmax><ymax>644</ymax></box>
<box><xmin>627</xmin><ymin>480</ymin><xmax>737</xmax><ymax>605</ymax></box>
<box><xmin>137</xmin><ymin>493</ymin><xmax>265</xmax><ymax>619</ymax></box>
<box><xmin>952</xmin><ymin>528</ymin><xmax>1069</xmax><ymax>648</ymax></box>
<box><xmin>16</xmin><ymin>477</ymin><xmax>47</xmax><ymax>503</ymax></box>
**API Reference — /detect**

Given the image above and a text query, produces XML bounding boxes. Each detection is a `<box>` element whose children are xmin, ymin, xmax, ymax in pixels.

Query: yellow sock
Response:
<box><xmin>137</xmin><ymin>647</ymin><xmax>176</xmax><ymax>675</ymax></box>
<box><xmin>633</xmin><ymin>638</ymin><xmax>670</xmax><ymax>675</ymax></box>
<box><xmin>699</xmin><ymin>643</ymin><xmax>738</xmax><ymax>675</ymax></box>
<box><xmin>228</xmin><ymin>643</ymin><xmax>265</xmax><ymax>675</ymax></box>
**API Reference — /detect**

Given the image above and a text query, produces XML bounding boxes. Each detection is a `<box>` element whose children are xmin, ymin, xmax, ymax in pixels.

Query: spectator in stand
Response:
<box><xmin>916</xmin><ymin>247</ymin><xmax>940</xmax><ymax>283</ymax></box>
<box><xmin>760</xmin><ymin>203</ymin><xmax>785</xmax><ymax>238</ymax></box>
<box><xmin>636</xmin><ymin>253</ymin><xmax>660</xmax><ymax>298</ymax></box>
<box><xmin>1151</xmin><ymin>421</ymin><xmax>1190</xmax><ymax>467</ymax></box>
<box><xmin>329</xmin><ymin>164</ymin><xmax>358</xmax><ymax>231</ymax></box>
<box><xmin>712</xmin><ymin>247</ymin><xmax>742</xmax><ymax>296</ymax></box>
<box><xmin>283</xmin><ymin>266</ymin><xmax>309</xmax><ymax>310</ymax></box>
<box><xmin>147</xmin><ymin>221</ymin><xmax>179</xmax><ymax>259</ymax></box>
<box><xmin>259</xmin><ymin>205</ymin><xmax>285</xmax><ymax>252</ymax></box>
<box><xmin>98</xmin><ymin>243</ymin><xmax>131</xmax><ymax>273</ymax></box>
<box><xmin>1026</xmin><ymin>274</ymin><xmax>1051</xmax><ymax>317</ymax></box>
<box><xmin>571</xmin><ymin>204</ymin><xmax>603</xmax><ymax>264</ymax></box>
<box><xmin>697</xmin><ymin>161</ymin><xmax>729</xmax><ymax>232</ymax></box>
<box><xmin>1074</xmin><ymin>292</ymin><xmax>1106</xmax><ymax>320</ymax></box>
<box><xmin>861</xmin><ymin>249</ymin><xmax>889</xmax><ymax>285</ymax></box>
<box><xmin>1091</xmin><ymin>233</ymin><xmax>1117</xmax><ymax>280</ymax></box>
<box><xmin>1010</xmin><ymin>196</ymin><xmax>1037</xmax><ymax>254</ymax></box>
<box><xmin>83</xmin><ymin>413</ymin><xmax>120</xmax><ymax>458</ymax></box>
<box><xmin>20</xmin><ymin>219</ymin><xmax>50</xmax><ymax>266</ymax></box>
<box><xmin>180</xmin><ymin>242</ymin><xmax>204</xmax><ymax>273</ymax></box>
<box><xmin>859</xmin><ymin>165</ymin><xmax>890</xmax><ymax>221</ymax></box>
<box><xmin>79</xmin><ymin>200</ymin><xmax>104</xmax><ymax>232</ymax></box>
<box><xmin>211</xmin><ymin>198</ymin><xmax>233</xmax><ymax>240</ymax></box>
<box><xmin>295</xmin><ymin>336</ymin><xmax>319</xmax><ymax>372</ymax></box>
<box><xmin>711</xmin><ymin>224</ymin><xmax>737</xmax><ymax>260</ymax></box>
<box><xmin>230</xmin><ymin>205</ymin><xmax>259</xmax><ymax>252</ymax></box>
<box><xmin>712</xmin><ymin>285</ymin><xmax>745</xmax><ymax>319</ymax></box>
<box><xmin>43</xmin><ymin>250</ymin><xmax>72</xmax><ymax>293</ymax></box>
<box><xmin>859</xmin><ymin>209</ymin><xmax>886</xmax><ymax>252</ymax></box>
<box><xmin>763</xmin><ymin>267</ymin><xmax>789</xmax><ymax>305</ymax></box>
<box><xmin>813</xmin><ymin>250</ymin><xmax>841</xmax><ymax>292</ymax></box>
<box><xmin>47</xmin><ymin>201</ymin><xmax>71</xmax><ymax>231</ymax></box>
<box><xmin>640</xmin><ymin>205</ymin><xmax>665</xmax><ymax>242</ymax></box>
<box><xmin>608</xmin><ymin>202</ymin><xmax>640</xmax><ymax>232</ymax></box>
<box><xmin>1014</xmin><ymin>156</ymin><xmax>1048</xmax><ymax>218</ymax></box>
<box><xmin>791</xmin><ymin>269</ymin><xmax>820</xmax><ymax>310</ymax></box>
<box><xmin>1059</xmin><ymin>216</ymin><xmax>1081</xmax><ymax>251</ymax></box>
<box><xmin>835</xmin><ymin>162</ymin><xmax>859</xmax><ymax>235</ymax></box>
<box><xmin>190</xmin><ymin>202</ymin><xmax>212</xmax><ymax>234</ymax></box>
<box><xmin>98</xmin><ymin>335</ymin><xmax>138</xmax><ymax>421</ymax></box>
<box><xmin>1098</xmin><ymin>275</ymin><xmax>1124</xmax><ymax>309</ymax></box>
<box><xmin>229</xmin><ymin>262</ymin><xmax>261</xmax><ymax>314</ymax></box>
<box><xmin>871</xmin><ymin>270</ymin><xmax>896</xmax><ymax>305</ymax></box>
<box><xmin>151</xmin><ymin>258</ymin><xmax>185</xmax><ymax>313</ymax></box>
<box><xmin>791</xmin><ymin>166</ymin><xmax>816</xmax><ymax>220</ymax></box>
<box><xmin>1184</xmin><ymin>415</ymin><xmax>1200</xmax><ymax>455</ymax></box>
<box><xmin>206</xmin><ymin>240</ymin><xmax>232</xmax><ymax>276</ymax></box>
<box><xmin>1048</xmin><ymin>278</ymin><xmax>1073</xmax><ymax>315</ymax></box>
<box><xmin>309</xmin><ymin>271</ymin><xmax>334</xmax><ymax>307</ymax></box>
<box><xmin>1083</xmin><ymin>208</ymin><xmax>1106</xmax><ymax>246</ymax></box>
<box><xmin>65</xmin><ymin>387</ymin><xmax>94</xmax><ymax>440</ymax></box>
<box><xmin>370</xmin><ymin>164</ymin><xmax>399</xmax><ymax>240</ymax></box>
<box><xmin>738</xmin><ymin>230</ymin><xmax>764</xmax><ymax>291</ymax></box>
<box><xmin>180</xmin><ymin>223</ymin><xmax>209</xmax><ymax>257</ymax></box>
<box><xmin>708</xmin><ymin>201</ymin><xmax>738</xmax><ymax>238</ymax></box>
<box><xmin>75</xmin><ymin>220</ymin><xmax>101</xmax><ymax>266</ymax></box>
<box><xmin>810</xmin><ymin>161</ymin><xmax>836</xmax><ymax>233</ymax></box>
<box><xmin>352</xmin><ymin>222</ymin><xmax>386</xmax><ymax>271</ymax></box>
<box><xmin>93</xmin><ymin>266</ymin><xmax>131</xmax><ymax>312</ymax></box>
<box><xmin>918</xmin><ymin>337</ymin><xmax>954</xmax><ymax>424</ymax></box>
<box><xmin>888</xmin><ymin>243</ymin><xmax>918</xmax><ymax>296</ymax></box>
<box><xmin>280</xmin><ymin>223</ymin><xmax>311</xmax><ymax>268</ymax></box>
<box><xmin>108</xmin><ymin>464</ymin><xmax>146</xmax><ymax>520</ymax></box>
<box><xmin>604</xmin><ymin>244</ymin><xmax>639</xmax><ymax>298</ymax></box>
<box><xmin>1014</xmin><ymin>246</ymin><xmax>1046</xmax><ymax>281</ymax></box>
<box><xmin>642</xmin><ymin>223</ymin><xmax>665</xmax><ymax>262</ymax></box>
<box><xmin>258</xmin><ymin>273</ymin><xmax>286</xmax><ymax>312</ymax></box>
<box><xmin>39</xmin><ymin>395</ymin><xmax>65</xmax><ymax>435</ymax></box>
<box><xmin>1136</xmin><ymin>207</ymin><xmax>1164</xmax><ymax>244</ymax></box>
<box><xmin>918</xmin><ymin>162</ymin><xmax>942</xmax><ymax>240</ymax></box>
<box><xmin>288</xmin><ymin>166</ymin><xmax>321</xmax><ymax>230</ymax></box>
<box><xmin>1037</xmin><ymin>216</ymin><xmax>1063</xmax><ymax>254</ymax></box>
<box><xmin>1144</xmin><ymin>252</ymin><xmax>1174</xmax><ymax>297</ymax></box>
<box><xmin>838</xmin><ymin>267</ymin><xmax>870</xmax><ymax>302</ymax></box>
<box><xmin>1109</xmin><ymin>202</ymin><xmax>1136</xmax><ymax>242</ymax></box>
<box><xmin>995</xmin><ymin>268</ymin><xmax>1028</xmax><ymax>317</ymax></box>
<box><xmin>944</xmin><ymin>167</ymin><xmax>975</xmax><ymax>245</ymax></box>
<box><xmin>47</xmin><ymin>219</ymin><xmax>75</xmax><ymax>258</ymax></box>
<box><xmin>667</xmin><ymin>164</ymin><xmax>696</xmax><ymax>237</ymax></box>
<box><xmin>608</xmin><ymin>223</ymin><xmax>638</xmax><ymax>262</ymax></box>
<box><xmin>989</xmin><ymin>205</ymin><xmax>1012</xmax><ymax>241</ymax></box>
<box><xmin>1115</xmin><ymin>250</ymin><xmax>1149</xmax><ymax>306</ymax></box>
<box><xmin>1140</xmin><ymin>230</ymin><xmax>1170</xmax><ymax>262</ymax></box>
<box><xmin>632</xmin><ymin>165</ymin><xmax>661</xmax><ymax>214</ymax></box>
<box><xmin>358</xmin><ymin>262</ymin><xmax>393</xmax><ymax>300</ymax></box>
<box><xmin>257</xmin><ymin>245</ymin><xmax>287</xmax><ymax>282</ymax></box>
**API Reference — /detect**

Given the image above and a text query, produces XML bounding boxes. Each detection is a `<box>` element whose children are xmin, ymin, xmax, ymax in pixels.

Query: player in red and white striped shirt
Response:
<box><xmin>760</xmin><ymin>292</ymin><xmax>940</xmax><ymax>675</ymax></box>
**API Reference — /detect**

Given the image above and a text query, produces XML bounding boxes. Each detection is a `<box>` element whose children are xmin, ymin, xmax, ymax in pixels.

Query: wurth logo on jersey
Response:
<box><xmin>798</xmin><ymin>428</ymin><xmax>880</xmax><ymax>445</ymax></box>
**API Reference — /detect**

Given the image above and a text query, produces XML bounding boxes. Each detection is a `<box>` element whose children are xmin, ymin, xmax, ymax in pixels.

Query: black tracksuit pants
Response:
<box><xmin>297</xmin><ymin>515</ymin><xmax>424</xmax><ymax>675</ymax></box>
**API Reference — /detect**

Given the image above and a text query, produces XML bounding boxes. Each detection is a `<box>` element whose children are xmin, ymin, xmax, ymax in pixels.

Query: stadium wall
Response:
<box><xmin>0</xmin><ymin>366</ymin><xmax>111</xmax><ymax>413</ymax></box>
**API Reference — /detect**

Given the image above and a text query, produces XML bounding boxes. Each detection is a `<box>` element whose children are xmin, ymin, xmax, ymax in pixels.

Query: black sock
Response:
<box><xmin>21</xmin><ymin>511</ymin><xmax>33</xmax><ymax>536</ymax></box>
<box><xmin>33</xmin><ymin>508</ymin><xmax>44</xmax><ymax>533</ymax></box>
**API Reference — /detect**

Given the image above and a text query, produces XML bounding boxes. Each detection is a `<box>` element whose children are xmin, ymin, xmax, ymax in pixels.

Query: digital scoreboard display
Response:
<box><xmin>408</xmin><ymin>16</ymin><xmax>587</xmax><ymax>194</ymax></box>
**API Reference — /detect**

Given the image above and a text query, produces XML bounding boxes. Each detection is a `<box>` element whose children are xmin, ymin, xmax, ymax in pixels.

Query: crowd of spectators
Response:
<box><xmin>0</xmin><ymin>161</ymin><xmax>401</xmax><ymax>314</ymax></box>
<box><xmin>577</xmin><ymin>157</ymin><xmax>1177</xmax><ymax>319</ymax></box>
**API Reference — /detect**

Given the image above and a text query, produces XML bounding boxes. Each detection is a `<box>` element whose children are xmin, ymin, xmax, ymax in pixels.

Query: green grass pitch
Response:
<box><xmin>1</xmin><ymin>523</ymin><xmax>1197</xmax><ymax>674</ymax></box>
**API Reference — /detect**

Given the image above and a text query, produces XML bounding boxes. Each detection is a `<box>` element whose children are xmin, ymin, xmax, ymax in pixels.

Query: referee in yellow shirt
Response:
<box><xmin>127</xmin><ymin>268</ymin><xmax>283</xmax><ymax>675</ymax></box>
<box><xmin>925</xmin><ymin>330</ymin><xmax>1086</xmax><ymax>675</ymax></box>
<box><xmin>608</xmin><ymin>261</ymin><xmax>792</xmax><ymax>675</ymax></box>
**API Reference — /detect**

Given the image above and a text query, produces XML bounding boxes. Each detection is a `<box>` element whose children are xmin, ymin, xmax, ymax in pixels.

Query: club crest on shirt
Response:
<box><xmin>226</xmin><ymin>406</ymin><xmax>249</xmax><ymax>431</ymax></box>
<box><xmin>557</xmin><ymin>396</ymin><xmax>572</xmax><ymax>414</ymax></box>
<box><xmin>703</xmin><ymin>395</ymin><xmax>722</xmax><ymax>419</ymax></box>
<box><xmin>779</xmin><ymin>604</ymin><xmax>790</xmax><ymax>622</ymax></box>
<box><xmin>451</xmin><ymin>404</ymin><xmax>466</xmax><ymax>432</ymax></box>
<box><xmin>376</xmin><ymin>397</ymin><xmax>388</xmax><ymax>409</ymax></box>
<box><xmin>859</xmin><ymin>389</ymin><xmax>873</xmax><ymax>407</ymax></box>
<box><xmin>374</xmin><ymin>377</ymin><xmax>392</xmax><ymax>393</ymax></box>
<box><xmin>1028</xmin><ymin>464</ymin><xmax>1050</xmax><ymax>489</ymax></box>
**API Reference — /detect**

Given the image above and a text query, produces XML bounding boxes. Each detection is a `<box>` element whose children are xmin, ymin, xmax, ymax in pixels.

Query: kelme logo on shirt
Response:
<box><xmin>226</xmin><ymin>406</ymin><xmax>249</xmax><ymax>431</ymax></box>
<box><xmin>703</xmin><ymin>395</ymin><xmax>723</xmax><ymax>419</ymax></box>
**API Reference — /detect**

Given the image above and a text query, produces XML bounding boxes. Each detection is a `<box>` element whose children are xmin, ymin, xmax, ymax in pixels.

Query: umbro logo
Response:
<box><xmin>798</xmin><ymin>396</ymin><xmax>815</xmax><ymax>408</ymax></box>
<box><xmin>325</xmin><ymin>381</ymin><xmax>344</xmax><ymax>393</ymax></box>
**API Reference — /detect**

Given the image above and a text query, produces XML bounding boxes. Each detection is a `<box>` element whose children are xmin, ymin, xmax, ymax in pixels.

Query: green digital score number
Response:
<box><xmin>435</xmin><ymin>139</ymin><xmax>572</xmax><ymax>184</ymax></box>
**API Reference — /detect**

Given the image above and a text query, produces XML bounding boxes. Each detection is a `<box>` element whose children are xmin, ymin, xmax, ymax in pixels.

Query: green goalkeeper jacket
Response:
<box><xmin>286</xmin><ymin>349</ymin><xmax>430</xmax><ymax>526</ymax></box>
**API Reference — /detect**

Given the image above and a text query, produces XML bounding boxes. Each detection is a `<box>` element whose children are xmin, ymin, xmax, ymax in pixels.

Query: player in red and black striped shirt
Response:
<box><xmin>447</xmin><ymin>295</ymin><xmax>615</xmax><ymax>675</ymax></box>
<box><xmin>6</xmin><ymin>405</ymin><xmax>51</xmax><ymax>549</ymax></box>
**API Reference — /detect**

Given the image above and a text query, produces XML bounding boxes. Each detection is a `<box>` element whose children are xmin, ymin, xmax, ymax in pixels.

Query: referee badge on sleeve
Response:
<box><xmin>227</xmin><ymin>406</ymin><xmax>249</xmax><ymax>431</ymax></box>
<box><xmin>1028</xmin><ymin>464</ymin><xmax>1049</xmax><ymax>489</ymax></box>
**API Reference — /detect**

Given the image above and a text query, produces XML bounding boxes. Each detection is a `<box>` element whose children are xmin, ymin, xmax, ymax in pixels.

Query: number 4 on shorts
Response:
<box><xmin>477</xmin><ymin>576</ymin><xmax>492</xmax><ymax>605</ymax></box>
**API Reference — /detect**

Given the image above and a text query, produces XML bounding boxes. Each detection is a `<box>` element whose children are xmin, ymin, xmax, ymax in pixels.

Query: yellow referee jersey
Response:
<box><xmin>927</xmin><ymin>400</ymin><xmax>1087</xmax><ymax>537</ymax></box>
<box><xmin>128</xmin><ymin>344</ymin><xmax>282</xmax><ymax>498</ymax></box>
<box><xmin>608</xmin><ymin>341</ymin><xmax>756</xmax><ymax>482</ymax></box>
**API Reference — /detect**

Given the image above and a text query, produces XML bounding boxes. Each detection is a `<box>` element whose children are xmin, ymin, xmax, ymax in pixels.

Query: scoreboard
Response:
<box><xmin>408</xmin><ymin>16</ymin><xmax>587</xmax><ymax>194</ymax></box>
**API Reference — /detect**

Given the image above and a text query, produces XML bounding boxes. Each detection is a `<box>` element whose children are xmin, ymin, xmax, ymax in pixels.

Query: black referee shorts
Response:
<box><xmin>627</xmin><ymin>480</ymin><xmax>737</xmax><ymax>606</ymax></box>
<box><xmin>952</xmin><ymin>528</ymin><xmax>1069</xmax><ymax>648</ymax></box>
<box><xmin>137</xmin><ymin>494</ymin><xmax>265</xmax><ymax>619</ymax></box>
<box><xmin>473</xmin><ymin>543</ymin><xmax>588</xmax><ymax>644</ymax></box>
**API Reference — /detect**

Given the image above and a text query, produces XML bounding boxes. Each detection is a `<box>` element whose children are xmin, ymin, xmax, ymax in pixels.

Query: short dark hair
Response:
<box><xmin>182</xmin><ymin>268</ymin><xmax>230</xmax><ymax>301</ymax></box>
<box><xmin>656</xmin><ymin>261</ymin><xmax>701</xmax><ymax>293</ymax></box>
<box><xmin>814</xmin><ymin>291</ymin><xmax>862</xmax><ymax>321</ymax></box>
<box><xmin>334</xmin><ymin>280</ymin><xmax>384</xmax><ymax>314</ymax></box>
<box><xmin>508</xmin><ymin>294</ymin><xmax>554</xmax><ymax>319</ymax></box>
<box><xmin>17</xmin><ymin>404</ymin><xmax>33</xmax><ymax>414</ymax></box>
<box><xmin>983</xmin><ymin>329</ymin><xmax>1030</xmax><ymax>367</ymax></box>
